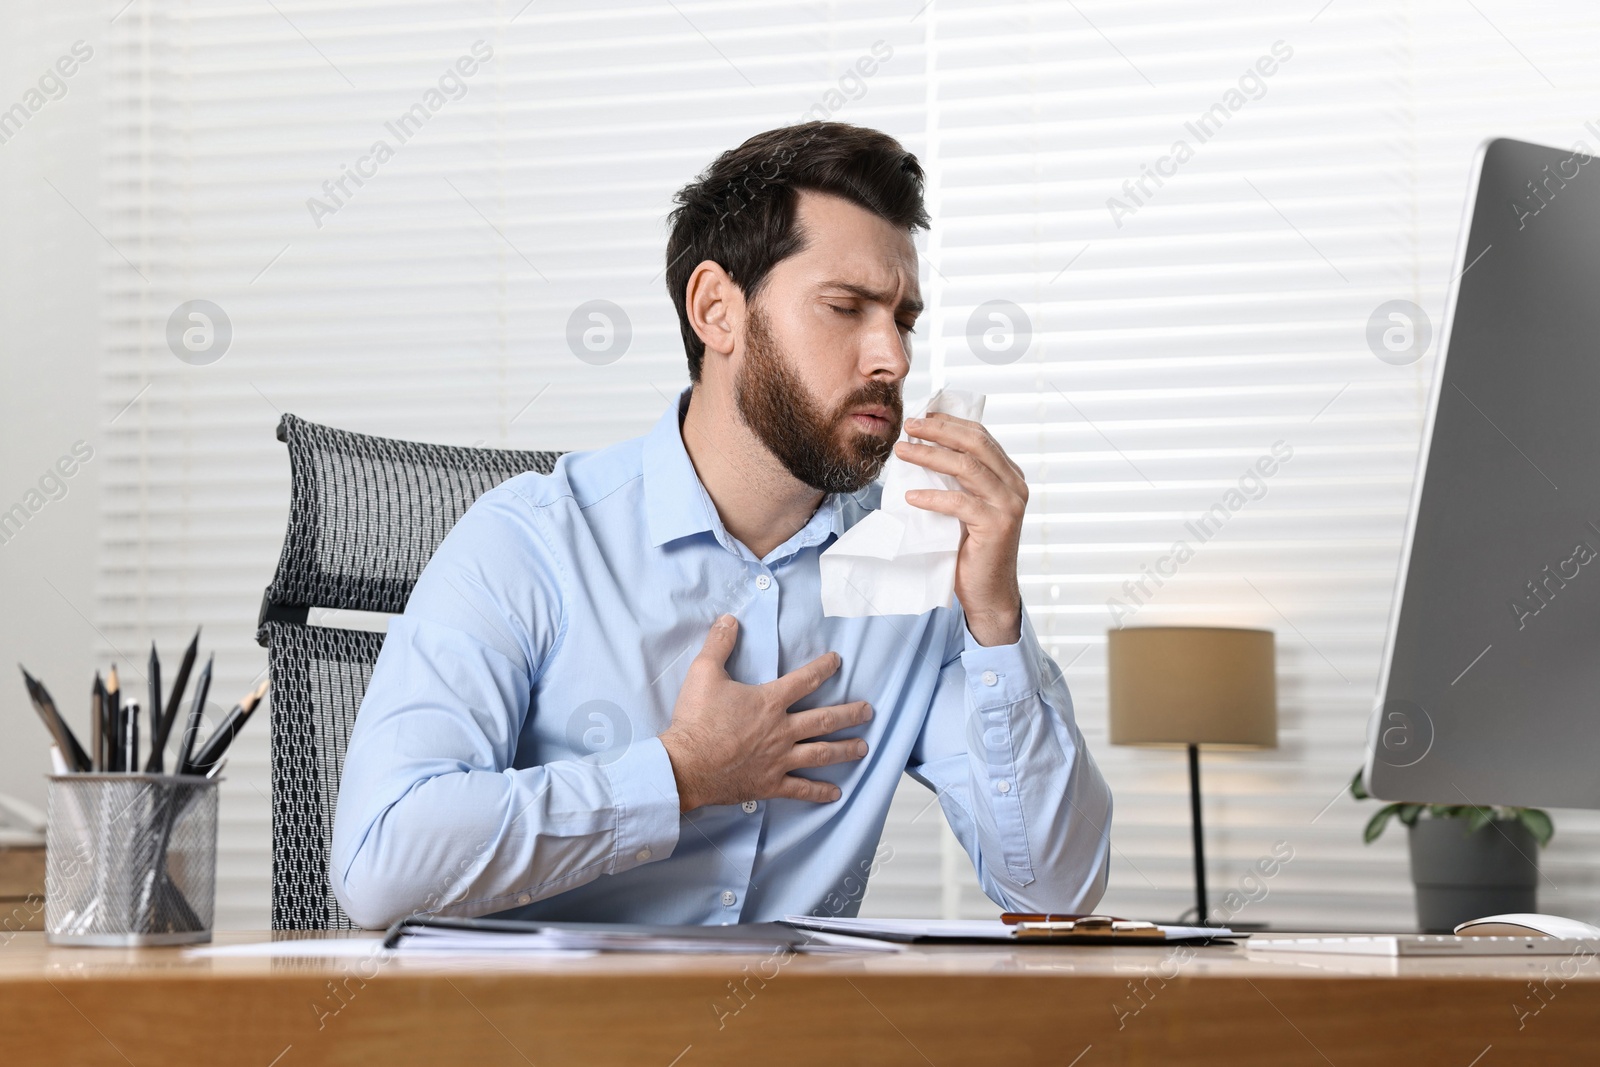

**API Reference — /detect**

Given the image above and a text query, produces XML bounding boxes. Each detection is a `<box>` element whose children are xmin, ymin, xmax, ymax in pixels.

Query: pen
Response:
<box><xmin>150</xmin><ymin>629</ymin><xmax>199</xmax><ymax>774</ymax></box>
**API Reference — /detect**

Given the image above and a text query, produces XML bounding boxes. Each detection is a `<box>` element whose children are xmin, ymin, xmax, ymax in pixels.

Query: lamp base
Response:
<box><xmin>1173</xmin><ymin>907</ymin><xmax>1270</xmax><ymax>932</ymax></box>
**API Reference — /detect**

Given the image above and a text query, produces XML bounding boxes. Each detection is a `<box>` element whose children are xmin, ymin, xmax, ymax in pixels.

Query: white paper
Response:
<box><xmin>783</xmin><ymin>915</ymin><xmax>1236</xmax><ymax>942</ymax></box>
<box><xmin>393</xmin><ymin>925</ymin><xmax>889</xmax><ymax>955</ymax></box>
<box><xmin>185</xmin><ymin>936</ymin><xmax>596</xmax><ymax>960</ymax></box>
<box><xmin>784</xmin><ymin>915</ymin><xmax>1013</xmax><ymax>940</ymax></box>
<box><xmin>820</xmin><ymin>388</ymin><xmax>987</xmax><ymax>617</ymax></box>
<box><xmin>186</xmin><ymin>938</ymin><xmax>392</xmax><ymax>958</ymax></box>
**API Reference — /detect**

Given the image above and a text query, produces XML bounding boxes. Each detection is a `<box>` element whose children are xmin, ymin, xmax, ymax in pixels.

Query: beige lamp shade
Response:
<box><xmin>1107</xmin><ymin>626</ymin><xmax>1278</xmax><ymax>748</ymax></box>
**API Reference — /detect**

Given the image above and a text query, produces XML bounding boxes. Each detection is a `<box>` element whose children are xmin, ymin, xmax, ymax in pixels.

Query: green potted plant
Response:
<box><xmin>1350</xmin><ymin>770</ymin><xmax>1554</xmax><ymax>933</ymax></box>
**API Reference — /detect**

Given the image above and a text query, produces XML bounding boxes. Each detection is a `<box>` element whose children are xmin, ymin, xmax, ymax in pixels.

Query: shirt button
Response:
<box><xmin>517</xmin><ymin>893</ymin><xmax>532</xmax><ymax>905</ymax></box>
<box><xmin>741</xmin><ymin>800</ymin><xmax>758</xmax><ymax>814</ymax></box>
<box><xmin>755</xmin><ymin>574</ymin><xmax>772</xmax><ymax>591</ymax></box>
<box><xmin>721</xmin><ymin>890</ymin><xmax>738</xmax><ymax>907</ymax></box>
<box><xmin>981</xmin><ymin>670</ymin><xmax>998</xmax><ymax>687</ymax></box>
<box><xmin>996</xmin><ymin>780</ymin><xmax>1012</xmax><ymax>795</ymax></box>
<box><xmin>636</xmin><ymin>847</ymin><xmax>651</xmax><ymax>862</ymax></box>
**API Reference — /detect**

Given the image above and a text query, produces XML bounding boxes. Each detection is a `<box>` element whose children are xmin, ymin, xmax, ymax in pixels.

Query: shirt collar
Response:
<box><xmin>642</xmin><ymin>387</ymin><xmax>850</xmax><ymax>552</ymax></box>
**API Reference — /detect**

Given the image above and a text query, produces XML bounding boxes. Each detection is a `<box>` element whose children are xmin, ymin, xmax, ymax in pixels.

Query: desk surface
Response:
<box><xmin>3</xmin><ymin>931</ymin><xmax>1597</xmax><ymax>1065</ymax></box>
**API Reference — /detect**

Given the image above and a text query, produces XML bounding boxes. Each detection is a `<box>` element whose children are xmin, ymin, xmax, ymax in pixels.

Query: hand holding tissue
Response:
<box><xmin>820</xmin><ymin>389</ymin><xmax>986</xmax><ymax>617</ymax></box>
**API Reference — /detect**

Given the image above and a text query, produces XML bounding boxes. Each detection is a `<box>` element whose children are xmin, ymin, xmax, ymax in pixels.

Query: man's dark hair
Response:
<box><xmin>665</xmin><ymin>122</ymin><xmax>930</xmax><ymax>382</ymax></box>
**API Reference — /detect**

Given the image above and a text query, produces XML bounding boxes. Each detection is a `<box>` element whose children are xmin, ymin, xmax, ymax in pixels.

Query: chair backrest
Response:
<box><xmin>257</xmin><ymin>413</ymin><xmax>561</xmax><ymax>929</ymax></box>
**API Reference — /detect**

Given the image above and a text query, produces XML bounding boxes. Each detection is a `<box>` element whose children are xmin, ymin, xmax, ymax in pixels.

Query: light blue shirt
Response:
<box><xmin>331</xmin><ymin>389</ymin><xmax>1111</xmax><ymax>929</ymax></box>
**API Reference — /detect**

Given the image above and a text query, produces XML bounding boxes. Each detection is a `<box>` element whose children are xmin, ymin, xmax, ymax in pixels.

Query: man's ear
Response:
<box><xmin>685</xmin><ymin>259</ymin><xmax>744</xmax><ymax>364</ymax></box>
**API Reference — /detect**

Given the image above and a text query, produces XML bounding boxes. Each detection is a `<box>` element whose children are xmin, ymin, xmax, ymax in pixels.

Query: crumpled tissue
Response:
<box><xmin>820</xmin><ymin>388</ymin><xmax>987</xmax><ymax>617</ymax></box>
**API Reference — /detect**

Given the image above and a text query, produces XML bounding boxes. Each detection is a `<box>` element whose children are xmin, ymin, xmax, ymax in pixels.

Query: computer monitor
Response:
<box><xmin>1367</xmin><ymin>137</ymin><xmax>1600</xmax><ymax>809</ymax></box>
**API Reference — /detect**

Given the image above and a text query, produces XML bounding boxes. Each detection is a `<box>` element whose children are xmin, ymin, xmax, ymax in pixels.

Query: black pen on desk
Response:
<box><xmin>150</xmin><ymin>629</ymin><xmax>199</xmax><ymax>774</ymax></box>
<box><xmin>185</xmin><ymin>679</ymin><xmax>269</xmax><ymax>776</ymax></box>
<box><xmin>106</xmin><ymin>665</ymin><xmax>122</xmax><ymax>772</ymax></box>
<box><xmin>172</xmin><ymin>654</ymin><xmax>213</xmax><ymax>777</ymax></box>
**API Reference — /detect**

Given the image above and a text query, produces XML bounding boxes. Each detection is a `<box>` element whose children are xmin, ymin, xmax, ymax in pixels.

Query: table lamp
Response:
<box><xmin>1107</xmin><ymin>626</ymin><xmax>1277</xmax><ymax>926</ymax></box>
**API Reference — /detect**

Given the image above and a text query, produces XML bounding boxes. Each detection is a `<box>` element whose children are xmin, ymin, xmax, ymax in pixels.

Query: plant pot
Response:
<box><xmin>1408</xmin><ymin>817</ymin><xmax>1538</xmax><ymax>934</ymax></box>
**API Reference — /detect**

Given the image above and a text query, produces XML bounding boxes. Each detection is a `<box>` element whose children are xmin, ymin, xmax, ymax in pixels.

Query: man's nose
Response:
<box><xmin>862</xmin><ymin>314</ymin><xmax>911</xmax><ymax>381</ymax></box>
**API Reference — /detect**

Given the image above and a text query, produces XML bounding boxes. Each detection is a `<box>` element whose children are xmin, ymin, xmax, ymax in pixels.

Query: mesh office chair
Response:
<box><xmin>256</xmin><ymin>413</ymin><xmax>561</xmax><ymax>929</ymax></box>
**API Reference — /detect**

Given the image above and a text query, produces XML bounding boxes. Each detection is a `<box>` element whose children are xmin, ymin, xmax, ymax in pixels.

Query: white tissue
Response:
<box><xmin>820</xmin><ymin>388</ymin><xmax>987</xmax><ymax>617</ymax></box>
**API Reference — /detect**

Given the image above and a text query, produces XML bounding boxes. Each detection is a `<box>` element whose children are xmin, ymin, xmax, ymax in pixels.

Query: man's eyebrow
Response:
<box><xmin>822</xmin><ymin>281</ymin><xmax>924</xmax><ymax>316</ymax></box>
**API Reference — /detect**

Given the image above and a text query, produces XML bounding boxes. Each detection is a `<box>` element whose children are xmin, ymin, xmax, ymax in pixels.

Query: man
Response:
<box><xmin>331</xmin><ymin>122</ymin><xmax>1111</xmax><ymax>928</ymax></box>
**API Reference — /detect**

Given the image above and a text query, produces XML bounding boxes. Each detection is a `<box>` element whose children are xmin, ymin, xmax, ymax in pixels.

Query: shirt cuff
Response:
<box><xmin>959</xmin><ymin>610</ymin><xmax>1044</xmax><ymax>709</ymax></box>
<box><xmin>601</xmin><ymin>736</ymin><xmax>681</xmax><ymax>873</ymax></box>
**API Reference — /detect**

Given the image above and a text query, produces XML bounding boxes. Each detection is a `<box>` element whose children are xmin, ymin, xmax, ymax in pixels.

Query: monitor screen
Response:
<box><xmin>1368</xmin><ymin>137</ymin><xmax>1600</xmax><ymax>809</ymax></box>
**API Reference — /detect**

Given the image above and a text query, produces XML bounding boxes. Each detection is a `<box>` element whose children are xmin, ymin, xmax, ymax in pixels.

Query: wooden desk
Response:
<box><xmin>0</xmin><ymin>843</ymin><xmax>45</xmax><ymax>933</ymax></box>
<box><xmin>2</xmin><ymin>931</ymin><xmax>1597</xmax><ymax>1065</ymax></box>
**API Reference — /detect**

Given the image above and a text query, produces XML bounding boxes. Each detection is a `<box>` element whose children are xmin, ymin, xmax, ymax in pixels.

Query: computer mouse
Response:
<box><xmin>1454</xmin><ymin>913</ymin><xmax>1600</xmax><ymax>939</ymax></box>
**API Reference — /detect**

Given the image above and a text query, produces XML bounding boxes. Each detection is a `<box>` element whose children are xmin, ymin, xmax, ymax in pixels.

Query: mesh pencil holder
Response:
<box><xmin>45</xmin><ymin>774</ymin><xmax>218</xmax><ymax>946</ymax></box>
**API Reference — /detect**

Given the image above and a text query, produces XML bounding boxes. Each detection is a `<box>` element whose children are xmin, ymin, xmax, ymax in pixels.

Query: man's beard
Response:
<box><xmin>733</xmin><ymin>304</ymin><xmax>903</xmax><ymax>494</ymax></box>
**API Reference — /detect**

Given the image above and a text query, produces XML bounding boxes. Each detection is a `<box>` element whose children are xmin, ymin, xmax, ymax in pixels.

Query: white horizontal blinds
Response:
<box><xmin>102</xmin><ymin>1</ymin><xmax>931</xmax><ymax>928</ymax></box>
<box><xmin>928</xmin><ymin>2</ymin><xmax>1427</xmax><ymax>927</ymax></box>
<box><xmin>919</xmin><ymin>0</ymin><xmax>1600</xmax><ymax>926</ymax></box>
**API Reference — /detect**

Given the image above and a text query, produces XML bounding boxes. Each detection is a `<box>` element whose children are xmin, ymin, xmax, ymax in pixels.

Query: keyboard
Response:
<box><xmin>1248</xmin><ymin>934</ymin><xmax>1596</xmax><ymax>957</ymax></box>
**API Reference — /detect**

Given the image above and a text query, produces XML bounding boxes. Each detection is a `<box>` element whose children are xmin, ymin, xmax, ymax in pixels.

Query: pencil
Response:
<box><xmin>20</xmin><ymin>667</ymin><xmax>91</xmax><ymax>772</ymax></box>
<box><xmin>106</xmin><ymin>665</ymin><xmax>122</xmax><ymax>773</ymax></box>
<box><xmin>91</xmin><ymin>672</ymin><xmax>104</xmax><ymax>772</ymax></box>
<box><xmin>151</xmin><ymin>629</ymin><xmax>199</xmax><ymax>774</ymax></box>
<box><xmin>39</xmin><ymin>674</ymin><xmax>92</xmax><ymax>772</ymax></box>
<box><xmin>186</xmin><ymin>679</ymin><xmax>269</xmax><ymax>776</ymax></box>
<box><xmin>98</xmin><ymin>673</ymin><xmax>114</xmax><ymax>772</ymax></box>
<box><xmin>22</xmin><ymin>673</ymin><xmax>68</xmax><ymax>762</ymax></box>
<box><xmin>172</xmin><ymin>654</ymin><xmax>213</xmax><ymax>777</ymax></box>
<box><xmin>124</xmin><ymin>699</ymin><xmax>140</xmax><ymax>774</ymax></box>
<box><xmin>146</xmin><ymin>642</ymin><xmax>163</xmax><ymax>772</ymax></box>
